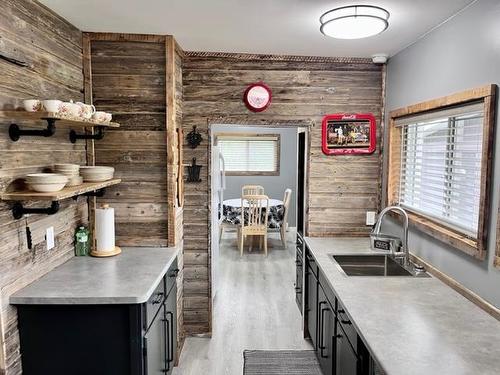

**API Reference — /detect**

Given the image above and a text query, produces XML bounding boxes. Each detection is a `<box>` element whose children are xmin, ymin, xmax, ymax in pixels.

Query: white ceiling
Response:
<box><xmin>40</xmin><ymin>0</ymin><xmax>474</xmax><ymax>58</ymax></box>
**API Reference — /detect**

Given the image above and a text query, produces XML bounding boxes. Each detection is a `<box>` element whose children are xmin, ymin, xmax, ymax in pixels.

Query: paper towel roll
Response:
<box><xmin>95</xmin><ymin>204</ymin><xmax>115</xmax><ymax>252</ymax></box>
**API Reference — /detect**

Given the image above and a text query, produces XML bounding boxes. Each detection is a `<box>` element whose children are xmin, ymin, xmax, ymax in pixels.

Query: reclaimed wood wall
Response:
<box><xmin>0</xmin><ymin>1</ymin><xmax>84</xmax><ymax>374</ymax></box>
<box><xmin>85</xmin><ymin>33</ymin><xmax>169</xmax><ymax>247</ymax></box>
<box><xmin>83</xmin><ymin>32</ymin><xmax>185</xmax><ymax>354</ymax></box>
<box><xmin>182</xmin><ymin>52</ymin><xmax>383</xmax><ymax>334</ymax></box>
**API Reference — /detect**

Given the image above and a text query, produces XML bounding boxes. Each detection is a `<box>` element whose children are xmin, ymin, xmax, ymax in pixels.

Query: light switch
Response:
<box><xmin>46</xmin><ymin>227</ymin><xmax>54</xmax><ymax>250</ymax></box>
<box><xmin>366</xmin><ymin>211</ymin><xmax>376</xmax><ymax>226</ymax></box>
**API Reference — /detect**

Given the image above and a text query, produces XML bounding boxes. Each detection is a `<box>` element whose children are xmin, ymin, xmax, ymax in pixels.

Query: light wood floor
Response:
<box><xmin>173</xmin><ymin>229</ymin><xmax>312</xmax><ymax>374</ymax></box>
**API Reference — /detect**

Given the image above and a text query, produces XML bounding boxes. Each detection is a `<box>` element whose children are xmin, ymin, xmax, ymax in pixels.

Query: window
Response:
<box><xmin>217</xmin><ymin>134</ymin><xmax>280</xmax><ymax>176</ymax></box>
<box><xmin>388</xmin><ymin>85</ymin><xmax>496</xmax><ymax>258</ymax></box>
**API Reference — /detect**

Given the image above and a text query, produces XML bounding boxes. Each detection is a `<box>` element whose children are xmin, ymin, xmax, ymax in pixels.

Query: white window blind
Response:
<box><xmin>395</xmin><ymin>102</ymin><xmax>484</xmax><ymax>237</ymax></box>
<box><xmin>218</xmin><ymin>135</ymin><xmax>280</xmax><ymax>175</ymax></box>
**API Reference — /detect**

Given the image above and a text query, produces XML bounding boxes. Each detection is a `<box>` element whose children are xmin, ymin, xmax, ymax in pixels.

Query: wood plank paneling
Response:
<box><xmin>87</xmin><ymin>36</ymin><xmax>168</xmax><ymax>246</ymax></box>
<box><xmin>181</xmin><ymin>52</ymin><xmax>383</xmax><ymax>334</ymax></box>
<box><xmin>84</xmin><ymin>32</ymin><xmax>185</xmax><ymax>362</ymax></box>
<box><xmin>0</xmin><ymin>2</ymin><xmax>84</xmax><ymax>373</ymax></box>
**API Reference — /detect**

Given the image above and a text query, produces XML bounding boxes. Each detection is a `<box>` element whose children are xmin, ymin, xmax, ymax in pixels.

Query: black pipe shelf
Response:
<box><xmin>0</xmin><ymin>111</ymin><xmax>119</xmax><ymax>142</ymax></box>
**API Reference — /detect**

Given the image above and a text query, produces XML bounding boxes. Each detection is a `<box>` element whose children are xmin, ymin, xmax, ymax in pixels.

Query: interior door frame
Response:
<box><xmin>206</xmin><ymin>117</ymin><xmax>314</xmax><ymax>334</ymax></box>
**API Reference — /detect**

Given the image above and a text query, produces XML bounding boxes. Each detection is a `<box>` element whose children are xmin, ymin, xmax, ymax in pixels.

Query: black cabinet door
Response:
<box><xmin>335</xmin><ymin>322</ymin><xmax>359</xmax><ymax>375</ymax></box>
<box><xmin>306</xmin><ymin>263</ymin><xmax>318</xmax><ymax>349</ymax></box>
<box><xmin>144</xmin><ymin>304</ymin><xmax>167</xmax><ymax>375</ymax></box>
<box><xmin>317</xmin><ymin>287</ymin><xmax>335</xmax><ymax>375</ymax></box>
<box><xmin>165</xmin><ymin>286</ymin><xmax>178</xmax><ymax>373</ymax></box>
<box><xmin>295</xmin><ymin>250</ymin><xmax>303</xmax><ymax>311</ymax></box>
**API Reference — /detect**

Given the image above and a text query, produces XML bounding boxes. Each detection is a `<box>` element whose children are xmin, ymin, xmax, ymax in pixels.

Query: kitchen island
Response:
<box><xmin>303</xmin><ymin>236</ymin><xmax>500</xmax><ymax>375</ymax></box>
<box><xmin>10</xmin><ymin>247</ymin><xmax>180</xmax><ymax>375</ymax></box>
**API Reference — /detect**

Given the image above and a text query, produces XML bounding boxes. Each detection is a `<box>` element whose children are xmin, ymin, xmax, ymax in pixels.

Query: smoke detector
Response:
<box><xmin>372</xmin><ymin>53</ymin><xmax>388</xmax><ymax>64</ymax></box>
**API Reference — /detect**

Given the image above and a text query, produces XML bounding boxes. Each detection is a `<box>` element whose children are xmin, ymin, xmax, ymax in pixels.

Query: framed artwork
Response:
<box><xmin>243</xmin><ymin>82</ymin><xmax>272</xmax><ymax>112</ymax></box>
<box><xmin>321</xmin><ymin>113</ymin><xmax>376</xmax><ymax>155</ymax></box>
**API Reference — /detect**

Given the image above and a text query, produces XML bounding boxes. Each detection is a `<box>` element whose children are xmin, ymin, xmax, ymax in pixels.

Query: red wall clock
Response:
<box><xmin>243</xmin><ymin>82</ymin><xmax>272</xmax><ymax>112</ymax></box>
<box><xmin>321</xmin><ymin>113</ymin><xmax>377</xmax><ymax>155</ymax></box>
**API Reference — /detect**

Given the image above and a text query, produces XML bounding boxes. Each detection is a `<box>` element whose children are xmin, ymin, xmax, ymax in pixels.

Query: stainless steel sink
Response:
<box><xmin>331</xmin><ymin>254</ymin><xmax>430</xmax><ymax>277</ymax></box>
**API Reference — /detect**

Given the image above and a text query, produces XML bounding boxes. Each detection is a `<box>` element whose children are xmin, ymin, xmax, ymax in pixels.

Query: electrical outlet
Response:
<box><xmin>46</xmin><ymin>227</ymin><xmax>54</xmax><ymax>250</ymax></box>
<box><xmin>366</xmin><ymin>211</ymin><xmax>376</xmax><ymax>226</ymax></box>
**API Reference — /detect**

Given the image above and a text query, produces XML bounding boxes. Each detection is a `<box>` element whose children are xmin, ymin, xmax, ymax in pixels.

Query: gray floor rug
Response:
<box><xmin>243</xmin><ymin>350</ymin><xmax>323</xmax><ymax>375</ymax></box>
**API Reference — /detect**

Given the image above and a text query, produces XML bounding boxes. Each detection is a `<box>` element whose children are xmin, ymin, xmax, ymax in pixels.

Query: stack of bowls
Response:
<box><xmin>26</xmin><ymin>173</ymin><xmax>68</xmax><ymax>193</ymax></box>
<box><xmin>80</xmin><ymin>166</ymin><xmax>114</xmax><ymax>182</ymax></box>
<box><xmin>54</xmin><ymin>164</ymin><xmax>83</xmax><ymax>187</ymax></box>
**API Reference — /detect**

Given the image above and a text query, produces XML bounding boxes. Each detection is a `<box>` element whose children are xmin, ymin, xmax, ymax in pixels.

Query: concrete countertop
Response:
<box><xmin>10</xmin><ymin>247</ymin><xmax>179</xmax><ymax>305</ymax></box>
<box><xmin>304</xmin><ymin>236</ymin><xmax>500</xmax><ymax>375</ymax></box>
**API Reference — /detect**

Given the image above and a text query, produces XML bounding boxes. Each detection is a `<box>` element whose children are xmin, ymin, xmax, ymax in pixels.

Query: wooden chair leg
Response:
<box><xmin>240</xmin><ymin>233</ymin><xmax>244</xmax><ymax>256</ymax></box>
<box><xmin>259</xmin><ymin>235</ymin><xmax>263</xmax><ymax>250</ymax></box>
<box><xmin>264</xmin><ymin>234</ymin><xmax>268</xmax><ymax>256</ymax></box>
<box><xmin>280</xmin><ymin>227</ymin><xmax>286</xmax><ymax>248</ymax></box>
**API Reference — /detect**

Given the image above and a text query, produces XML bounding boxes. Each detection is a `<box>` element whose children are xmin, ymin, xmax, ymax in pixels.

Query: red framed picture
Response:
<box><xmin>321</xmin><ymin>113</ymin><xmax>376</xmax><ymax>155</ymax></box>
<box><xmin>243</xmin><ymin>82</ymin><xmax>272</xmax><ymax>112</ymax></box>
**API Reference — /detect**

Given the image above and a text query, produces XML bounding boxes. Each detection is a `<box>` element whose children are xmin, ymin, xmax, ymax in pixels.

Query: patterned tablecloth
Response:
<box><xmin>222</xmin><ymin>198</ymin><xmax>284</xmax><ymax>229</ymax></box>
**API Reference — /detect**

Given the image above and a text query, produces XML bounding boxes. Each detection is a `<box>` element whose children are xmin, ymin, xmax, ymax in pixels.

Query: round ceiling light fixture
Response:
<box><xmin>320</xmin><ymin>5</ymin><xmax>390</xmax><ymax>39</ymax></box>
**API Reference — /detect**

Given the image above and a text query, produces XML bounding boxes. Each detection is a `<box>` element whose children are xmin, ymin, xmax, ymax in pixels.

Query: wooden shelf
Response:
<box><xmin>0</xmin><ymin>110</ymin><xmax>120</xmax><ymax>128</ymax></box>
<box><xmin>1</xmin><ymin>179</ymin><xmax>121</xmax><ymax>202</ymax></box>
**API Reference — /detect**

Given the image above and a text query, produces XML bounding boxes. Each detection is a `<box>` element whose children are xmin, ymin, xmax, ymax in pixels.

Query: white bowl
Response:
<box><xmin>54</xmin><ymin>163</ymin><xmax>80</xmax><ymax>171</ymax></box>
<box><xmin>28</xmin><ymin>182</ymin><xmax>67</xmax><ymax>193</ymax></box>
<box><xmin>67</xmin><ymin>175</ymin><xmax>83</xmax><ymax>187</ymax></box>
<box><xmin>82</xmin><ymin>173</ymin><xmax>113</xmax><ymax>182</ymax></box>
<box><xmin>80</xmin><ymin>166</ymin><xmax>114</xmax><ymax>172</ymax></box>
<box><xmin>26</xmin><ymin>173</ymin><xmax>68</xmax><ymax>184</ymax></box>
<box><xmin>42</xmin><ymin>100</ymin><xmax>62</xmax><ymax>113</ymax></box>
<box><xmin>23</xmin><ymin>99</ymin><xmax>41</xmax><ymax>112</ymax></box>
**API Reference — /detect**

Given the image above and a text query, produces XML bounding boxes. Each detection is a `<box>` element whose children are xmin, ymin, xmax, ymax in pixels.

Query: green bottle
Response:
<box><xmin>75</xmin><ymin>226</ymin><xmax>90</xmax><ymax>256</ymax></box>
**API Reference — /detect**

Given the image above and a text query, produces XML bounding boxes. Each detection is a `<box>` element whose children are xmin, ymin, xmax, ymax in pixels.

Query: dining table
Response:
<box><xmin>222</xmin><ymin>198</ymin><xmax>284</xmax><ymax>228</ymax></box>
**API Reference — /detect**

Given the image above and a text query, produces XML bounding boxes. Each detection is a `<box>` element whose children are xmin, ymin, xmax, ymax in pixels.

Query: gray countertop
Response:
<box><xmin>10</xmin><ymin>247</ymin><xmax>179</xmax><ymax>305</ymax></box>
<box><xmin>304</xmin><ymin>236</ymin><xmax>500</xmax><ymax>375</ymax></box>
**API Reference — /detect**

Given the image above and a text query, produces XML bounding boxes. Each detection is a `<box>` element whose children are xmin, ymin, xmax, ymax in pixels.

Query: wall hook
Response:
<box><xmin>186</xmin><ymin>157</ymin><xmax>202</xmax><ymax>183</ymax></box>
<box><xmin>186</xmin><ymin>125</ymin><xmax>202</xmax><ymax>149</ymax></box>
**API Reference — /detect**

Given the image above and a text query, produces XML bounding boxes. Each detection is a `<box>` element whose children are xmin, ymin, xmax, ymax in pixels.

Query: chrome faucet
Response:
<box><xmin>370</xmin><ymin>206</ymin><xmax>410</xmax><ymax>267</ymax></box>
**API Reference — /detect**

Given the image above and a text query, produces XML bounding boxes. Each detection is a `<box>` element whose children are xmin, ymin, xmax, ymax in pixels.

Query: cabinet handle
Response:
<box><xmin>320</xmin><ymin>305</ymin><xmax>330</xmax><ymax>358</ymax></box>
<box><xmin>152</xmin><ymin>292</ymin><xmax>164</xmax><ymax>305</ymax></box>
<box><xmin>338</xmin><ymin>309</ymin><xmax>352</xmax><ymax>325</ymax></box>
<box><xmin>166</xmin><ymin>311</ymin><xmax>175</xmax><ymax>363</ymax></box>
<box><xmin>169</xmin><ymin>268</ymin><xmax>180</xmax><ymax>278</ymax></box>
<box><xmin>317</xmin><ymin>301</ymin><xmax>326</xmax><ymax>354</ymax></box>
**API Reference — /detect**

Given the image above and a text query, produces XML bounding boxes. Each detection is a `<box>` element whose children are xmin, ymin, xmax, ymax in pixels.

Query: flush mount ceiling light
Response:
<box><xmin>320</xmin><ymin>5</ymin><xmax>390</xmax><ymax>39</ymax></box>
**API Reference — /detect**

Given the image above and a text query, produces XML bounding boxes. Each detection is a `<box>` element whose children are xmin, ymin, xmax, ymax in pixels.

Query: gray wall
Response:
<box><xmin>212</xmin><ymin>126</ymin><xmax>298</xmax><ymax>226</ymax></box>
<box><xmin>384</xmin><ymin>0</ymin><xmax>500</xmax><ymax>307</ymax></box>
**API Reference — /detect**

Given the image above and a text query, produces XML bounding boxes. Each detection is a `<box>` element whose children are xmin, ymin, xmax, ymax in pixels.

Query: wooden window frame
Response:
<box><xmin>215</xmin><ymin>133</ymin><xmax>281</xmax><ymax>176</ymax></box>
<box><xmin>387</xmin><ymin>85</ymin><xmax>496</xmax><ymax>260</ymax></box>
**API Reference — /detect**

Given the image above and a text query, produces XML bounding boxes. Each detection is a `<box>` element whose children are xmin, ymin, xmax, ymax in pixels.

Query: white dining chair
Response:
<box><xmin>242</xmin><ymin>185</ymin><xmax>265</xmax><ymax>196</ymax></box>
<box><xmin>269</xmin><ymin>188</ymin><xmax>292</xmax><ymax>248</ymax></box>
<box><xmin>237</xmin><ymin>194</ymin><xmax>269</xmax><ymax>256</ymax></box>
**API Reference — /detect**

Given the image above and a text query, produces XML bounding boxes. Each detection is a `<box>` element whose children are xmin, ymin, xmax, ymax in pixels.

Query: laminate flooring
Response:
<box><xmin>173</xmin><ymin>229</ymin><xmax>312</xmax><ymax>375</ymax></box>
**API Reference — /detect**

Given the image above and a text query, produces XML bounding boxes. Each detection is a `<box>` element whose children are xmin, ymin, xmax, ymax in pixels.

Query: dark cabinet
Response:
<box><xmin>303</xmin><ymin>249</ymin><xmax>371</xmax><ymax>375</ymax></box>
<box><xmin>295</xmin><ymin>233</ymin><xmax>304</xmax><ymax>311</ymax></box>
<box><xmin>317</xmin><ymin>286</ymin><xmax>335</xmax><ymax>375</ymax></box>
<box><xmin>16</xmin><ymin>259</ymin><xmax>178</xmax><ymax>375</ymax></box>
<box><xmin>306</xmin><ymin>251</ymin><xmax>318</xmax><ymax>349</ymax></box>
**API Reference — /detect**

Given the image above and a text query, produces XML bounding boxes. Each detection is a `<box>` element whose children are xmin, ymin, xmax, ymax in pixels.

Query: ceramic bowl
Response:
<box><xmin>66</xmin><ymin>175</ymin><xmax>83</xmax><ymax>187</ymax></box>
<box><xmin>60</xmin><ymin>102</ymin><xmax>81</xmax><ymax>118</ymax></box>
<box><xmin>92</xmin><ymin>111</ymin><xmax>108</xmax><ymax>123</ymax></box>
<box><xmin>25</xmin><ymin>173</ymin><xmax>68</xmax><ymax>184</ymax></box>
<box><xmin>23</xmin><ymin>99</ymin><xmax>41</xmax><ymax>112</ymax></box>
<box><xmin>28</xmin><ymin>182</ymin><xmax>67</xmax><ymax>193</ymax></box>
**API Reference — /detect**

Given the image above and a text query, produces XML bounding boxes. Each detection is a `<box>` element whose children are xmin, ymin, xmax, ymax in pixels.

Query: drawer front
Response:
<box><xmin>145</xmin><ymin>278</ymin><xmax>166</xmax><ymax>330</ymax></box>
<box><xmin>305</xmin><ymin>247</ymin><xmax>318</xmax><ymax>278</ymax></box>
<box><xmin>318</xmin><ymin>269</ymin><xmax>336</xmax><ymax>309</ymax></box>
<box><xmin>165</xmin><ymin>258</ymin><xmax>179</xmax><ymax>296</ymax></box>
<box><xmin>336</xmin><ymin>299</ymin><xmax>358</xmax><ymax>351</ymax></box>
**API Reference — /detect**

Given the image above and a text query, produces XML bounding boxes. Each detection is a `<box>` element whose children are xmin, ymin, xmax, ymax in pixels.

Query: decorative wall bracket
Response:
<box><xmin>9</xmin><ymin>118</ymin><xmax>57</xmax><ymax>142</ymax></box>
<box><xmin>186</xmin><ymin>125</ymin><xmax>202</xmax><ymax>149</ymax></box>
<box><xmin>72</xmin><ymin>188</ymin><xmax>106</xmax><ymax>200</ymax></box>
<box><xmin>12</xmin><ymin>201</ymin><xmax>60</xmax><ymax>220</ymax></box>
<box><xmin>69</xmin><ymin>126</ymin><xmax>105</xmax><ymax>143</ymax></box>
<box><xmin>186</xmin><ymin>157</ymin><xmax>202</xmax><ymax>183</ymax></box>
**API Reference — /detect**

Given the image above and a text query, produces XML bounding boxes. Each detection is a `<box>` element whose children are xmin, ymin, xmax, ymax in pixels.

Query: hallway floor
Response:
<box><xmin>173</xmin><ymin>229</ymin><xmax>311</xmax><ymax>374</ymax></box>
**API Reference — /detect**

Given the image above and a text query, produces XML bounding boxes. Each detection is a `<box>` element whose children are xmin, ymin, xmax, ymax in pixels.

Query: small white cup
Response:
<box><xmin>60</xmin><ymin>101</ymin><xmax>81</xmax><ymax>118</ymax></box>
<box><xmin>92</xmin><ymin>111</ymin><xmax>107</xmax><ymax>123</ymax></box>
<box><xmin>23</xmin><ymin>99</ymin><xmax>41</xmax><ymax>112</ymax></box>
<box><xmin>42</xmin><ymin>100</ymin><xmax>62</xmax><ymax>113</ymax></box>
<box><xmin>76</xmin><ymin>102</ymin><xmax>96</xmax><ymax>119</ymax></box>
